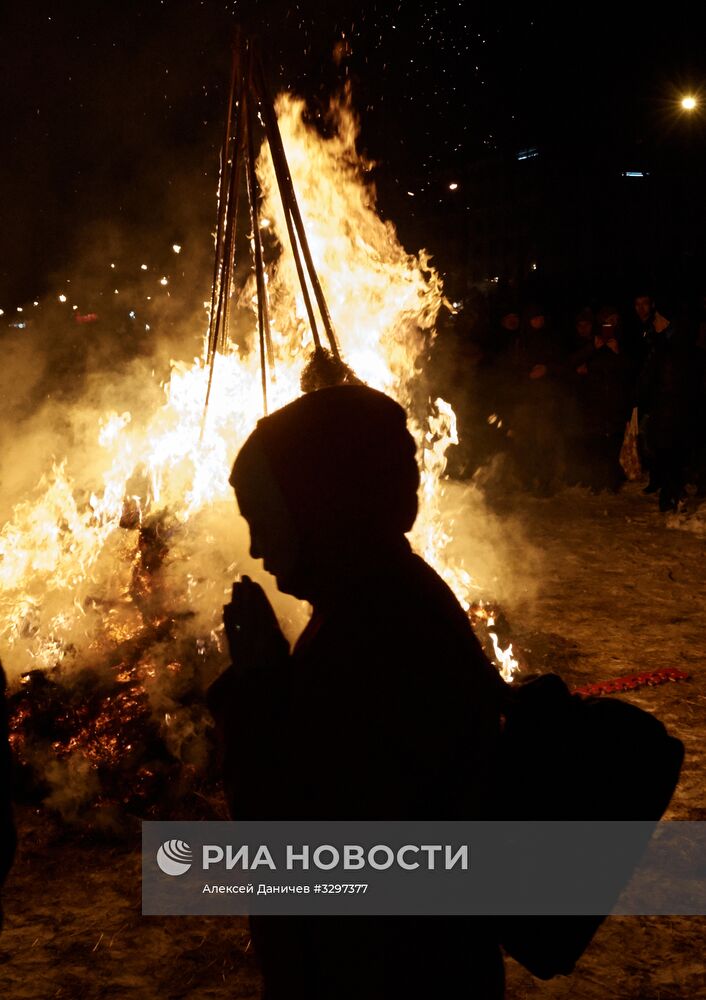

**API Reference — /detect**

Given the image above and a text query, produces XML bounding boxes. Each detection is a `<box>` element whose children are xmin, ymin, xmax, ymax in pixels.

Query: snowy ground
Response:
<box><xmin>497</xmin><ymin>482</ymin><xmax>706</xmax><ymax>999</ymax></box>
<box><xmin>1</xmin><ymin>481</ymin><xmax>705</xmax><ymax>998</ymax></box>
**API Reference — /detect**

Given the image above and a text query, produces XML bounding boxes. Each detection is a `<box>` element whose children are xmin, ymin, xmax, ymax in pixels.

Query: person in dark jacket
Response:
<box><xmin>0</xmin><ymin>661</ymin><xmax>17</xmax><ymax>930</ymax></box>
<box><xmin>572</xmin><ymin>306</ymin><xmax>633</xmax><ymax>492</ymax></box>
<box><xmin>563</xmin><ymin>307</ymin><xmax>596</xmax><ymax>485</ymax></box>
<box><xmin>635</xmin><ymin>294</ymin><xmax>694</xmax><ymax>511</ymax></box>
<box><xmin>472</xmin><ymin>305</ymin><xmax>521</xmax><ymax>469</ymax></box>
<box><xmin>208</xmin><ymin>384</ymin><xmax>504</xmax><ymax>1000</ymax></box>
<box><xmin>509</xmin><ymin>305</ymin><xmax>565</xmax><ymax>495</ymax></box>
<box><xmin>481</xmin><ymin>306</ymin><xmax>521</xmax><ymax>403</ymax></box>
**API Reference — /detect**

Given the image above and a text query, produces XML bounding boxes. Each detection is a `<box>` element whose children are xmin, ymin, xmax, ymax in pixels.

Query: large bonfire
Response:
<box><xmin>1</xmin><ymin>89</ymin><xmax>517</xmax><ymax>818</ymax></box>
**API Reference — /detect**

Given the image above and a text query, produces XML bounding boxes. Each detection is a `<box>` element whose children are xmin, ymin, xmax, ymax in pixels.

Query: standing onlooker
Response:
<box><xmin>473</xmin><ymin>304</ymin><xmax>521</xmax><ymax>469</ymax></box>
<box><xmin>563</xmin><ymin>307</ymin><xmax>596</xmax><ymax>485</ymax></box>
<box><xmin>635</xmin><ymin>293</ymin><xmax>694</xmax><ymax>511</ymax></box>
<box><xmin>510</xmin><ymin>304</ymin><xmax>565</xmax><ymax>495</ymax></box>
<box><xmin>575</xmin><ymin>306</ymin><xmax>633</xmax><ymax>492</ymax></box>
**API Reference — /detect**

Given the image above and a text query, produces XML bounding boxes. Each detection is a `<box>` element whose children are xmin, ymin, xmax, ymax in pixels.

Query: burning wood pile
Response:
<box><xmin>1</xmin><ymin>37</ymin><xmax>519</xmax><ymax>824</ymax></box>
<box><xmin>8</xmin><ymin>512</ymin><xmax>224</xmax><ymax>823</ymax></box>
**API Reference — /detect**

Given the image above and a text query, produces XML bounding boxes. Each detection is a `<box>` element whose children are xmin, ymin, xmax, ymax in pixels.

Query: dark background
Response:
<box><xmin>1</xmin><ymin>1</ymin><xmax>705</xmax><ymax>313</ymax></box>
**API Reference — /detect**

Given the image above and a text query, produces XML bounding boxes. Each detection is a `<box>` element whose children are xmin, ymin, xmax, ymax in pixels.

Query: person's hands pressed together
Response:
<box><xmin>222</xmin><ymin>575</ymin><xmax>289</xmax><ymax>675</ymax></box>
<box><xmin>207</xmin><ymin>576</ymin><xmax>289</xmax><ymax>735</ymax></box>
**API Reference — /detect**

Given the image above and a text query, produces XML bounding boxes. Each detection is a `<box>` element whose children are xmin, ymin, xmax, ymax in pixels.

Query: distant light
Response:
<box><xmin>140</xmin><ymin>264</ymin><xmax>148</xmax><ymax>270</ymax></box>
<box><xmin>530</xmin><ymin>262</ymin><xmax>538</xmax><ymax>271</ymax></box>
<box><xmin>33</xmin><ymin>300</ymin><xmax>39</xmax><ymax>306</ymax></box>
<box><xmin>129</xmin><ymin>310</ymin><xmax>136</xmax><ymax>319</ymax></box>
<box><xmin>114</xmin><ymin>289</ymin><xmax>119</xmax><ymax>294</ymax></box>
<box><xmin>681</xmin><ymin>95</ymin><xmax>697</xmax><ymax>111</ymax></box>
<box><xmin>0</xmin><ymin>309</ymin><xmax>4</xmax><ymax>316</ymax></box>
<box><xmin>622</xmin><ymin>170</ymin><xmax>648</xmax><ymax>178</ymax></box>
<box><xmin>111</xmin><ymin>263</ymin><xmax>116</xmax><ymax>269</ymax></box>
<box><xmin>17</xmin><ymin>306</ymin><xmax>23</xmax><ymax>312</ymax></box>
<box><xmin>172</xmin><ymin>243</ymin><xmax>181</xmax><ymax>254</ymax></box>
<box><xmin>145</xmin><ymin>324</ymin><xmax>151</xmax><ymax>331</ymax></box>
<box><xmin>72</xmin><ymin>305</ymin><xmax>78</xmax><ymax>310</ymax></box>
<box><xmin>517</xmin><ymin>147</ymin><xmax>539</xmax><ymax>161</ymax></box>
<box><xmin>159</xmin><ymin>277</ymin><xmax>168</xmax><ymax>286</ymax></box>
<box><xmin>407</xmin><ymin>191</ymin><xmax>415</xmax><ymax>197</ymax></box>
<box><xmin>448</xmin><ymin>182</ymin><xmax>459</xmax><ymax>191</ymax></box>
<box><xmin>58</xmin><ymin>294</ymin><xmax>67</xmax><ymax>303</ymax></box>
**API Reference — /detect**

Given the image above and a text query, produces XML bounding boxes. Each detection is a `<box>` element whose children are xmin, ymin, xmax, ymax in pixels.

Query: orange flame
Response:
<box><xmin>0</xmin><ymin>90</ymin><xmax>518</xmax><ymax>682</ymax></box>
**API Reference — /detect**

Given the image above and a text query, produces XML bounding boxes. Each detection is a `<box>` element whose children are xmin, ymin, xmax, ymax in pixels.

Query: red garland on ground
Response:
<box><xmin>573</xmin><ymin>666</ymin><xmax>690</xmax><ymax>697</ymax></box>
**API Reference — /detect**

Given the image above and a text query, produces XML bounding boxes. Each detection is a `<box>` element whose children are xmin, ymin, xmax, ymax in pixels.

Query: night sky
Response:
<box><xmin>1</xmin><ymin>2</ymin><xmax>703</xmax><ymax>306</ymax></box>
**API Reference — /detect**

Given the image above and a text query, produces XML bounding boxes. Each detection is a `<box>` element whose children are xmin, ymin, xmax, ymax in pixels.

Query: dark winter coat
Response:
<box><xmin>208</xmin><ymin>540</ymin><xmax>504</xmax><ymax>999</ymax></box>
<box><xmin>577</xmin><ymin>342</ymin><xmax>633</xmax><ymax>437</ymax></box>
<box><xmin>509</xmin><ymin>323</ymin><xmax>568</xmax><ymax>418</ymax></box>
<box><xmin>637</xmin><ymin>324</ymin><xmax>694</xmax><ymax>448</ymax></box>
<box><xmin>477</xmin><ymin>325</ymin><xmax>518</xmax><ymax>421</ymax></box>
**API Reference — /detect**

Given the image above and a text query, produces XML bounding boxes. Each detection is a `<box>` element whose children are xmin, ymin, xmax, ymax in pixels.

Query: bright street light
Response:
<box><xmin>681</xmin><ymin>95</ymin><xmax>697</xmax><ymax>111</ymax></box>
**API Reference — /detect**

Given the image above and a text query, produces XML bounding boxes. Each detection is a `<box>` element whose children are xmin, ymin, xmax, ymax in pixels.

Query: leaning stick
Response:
<box><xmin>254</xmin><ymin>49</ymin><xmax>341</xmax><ymax>361</ymax></box>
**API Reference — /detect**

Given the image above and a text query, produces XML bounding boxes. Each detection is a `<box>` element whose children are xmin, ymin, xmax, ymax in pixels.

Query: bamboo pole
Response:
<box><xmin>245</xmin><ymin>95</ymin><xmax>270</xmax><ymax>413</ymax></box>
<box><xmin>219</xmin><ymin>92</ymin><xmax>246</xmax><ymax>355</ymax></box>
<box><xmin>202</xmin><ymin>32</ymin><xmax>357</xmax><ymax>433</ymax></box>
<box><xmin>203</xmin><ymin>36</ymin><xmax>246</xmax><ymax>426</ymax></box>
<box><xmin>253</xmin><ymin>48</ymin><xmax>341</xmax><ymax>361</ymax></box>
<box><xmin>245</xmin><ymin>53</ymin><xmax>274</xmax><ymax>374</ymax></box>
<box><xmin>250</xmin><ymin>54</ymin><xmax>323</xmax><ymax>352</ymax></box>
<box><xmin>205</xmin><ymin>42</ymin><xmax>239</xmax><ymax>368</ymax></box>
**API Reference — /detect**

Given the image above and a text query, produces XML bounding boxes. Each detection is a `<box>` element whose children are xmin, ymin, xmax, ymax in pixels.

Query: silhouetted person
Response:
<box><xmin>635</xmin><ymin>294</ymin><xmax>693</xmax><ymax>511</ymax></box>
<box><xmin>208</xmin><ymin>385</ymin><xmax>504</xmax><ymax>999</ymax></box>
<box><xmin>472</xmin><ymin>305</ymin><xmax>520</xmax><ymax>469</ymax></box>
<box><xmin>0</xmin><ymin>661</ymin><xmax>16</xmax><ymax>930</ymax></box>
<box><xmin>563</xmin><ymin>307</ymin><xmax>596</xmax><ymax>485</ymax></box>
<box><xmin>574</xmin><ymin>306</ymin><xmax>633</xmax><ymax>492</ymax></box>
<box><xmin>480</xmin><ymin>306</ymin><xmax>521</xmax><ymax>412</ymax></box>
<box><xmin>510</xmin><ymin>305</ymin><xmax>564</xmax><ymax>495</ymax></box>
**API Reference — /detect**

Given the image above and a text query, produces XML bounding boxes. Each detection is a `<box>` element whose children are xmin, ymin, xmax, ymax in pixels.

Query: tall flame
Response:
<box><xmin>0</xmin><ymin>90</ymin><xmax>518</xmax><ymax>682</ymax></box>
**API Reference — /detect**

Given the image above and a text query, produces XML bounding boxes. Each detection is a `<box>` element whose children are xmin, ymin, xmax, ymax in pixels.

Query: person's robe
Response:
<box><xmin>208</xmin><ymin>540</ymin><xmax>504</xmax><ymax>999</ymax></box>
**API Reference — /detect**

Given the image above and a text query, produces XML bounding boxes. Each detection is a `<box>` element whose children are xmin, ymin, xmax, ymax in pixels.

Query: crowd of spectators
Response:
<box><xmin>444</xmin><ymin>290</ymin><xmax>706</xmax><ymax>513</ymax></box>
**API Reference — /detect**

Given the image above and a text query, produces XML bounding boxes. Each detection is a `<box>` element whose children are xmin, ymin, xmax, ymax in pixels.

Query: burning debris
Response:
<box><xmin>8</xmin><ymin>509</ymin><xmax>224</xmax><ymax>824</ymax></box>
<box><xmin>9</xmin><ymin>654</ymin><xmax>222</xmax><ymax>825</ymax></box>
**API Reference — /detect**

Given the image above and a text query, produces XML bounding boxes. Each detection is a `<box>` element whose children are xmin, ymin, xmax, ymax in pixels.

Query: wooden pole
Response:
<box><xmin>245</xmin><ymin>87</ymin><xmax>271</xmax><ymax>413</ymax></box>
<box><xmin>253</xmin><ymin>48</ymin><xmax>341</xmax><ymax>361</ymax></box>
